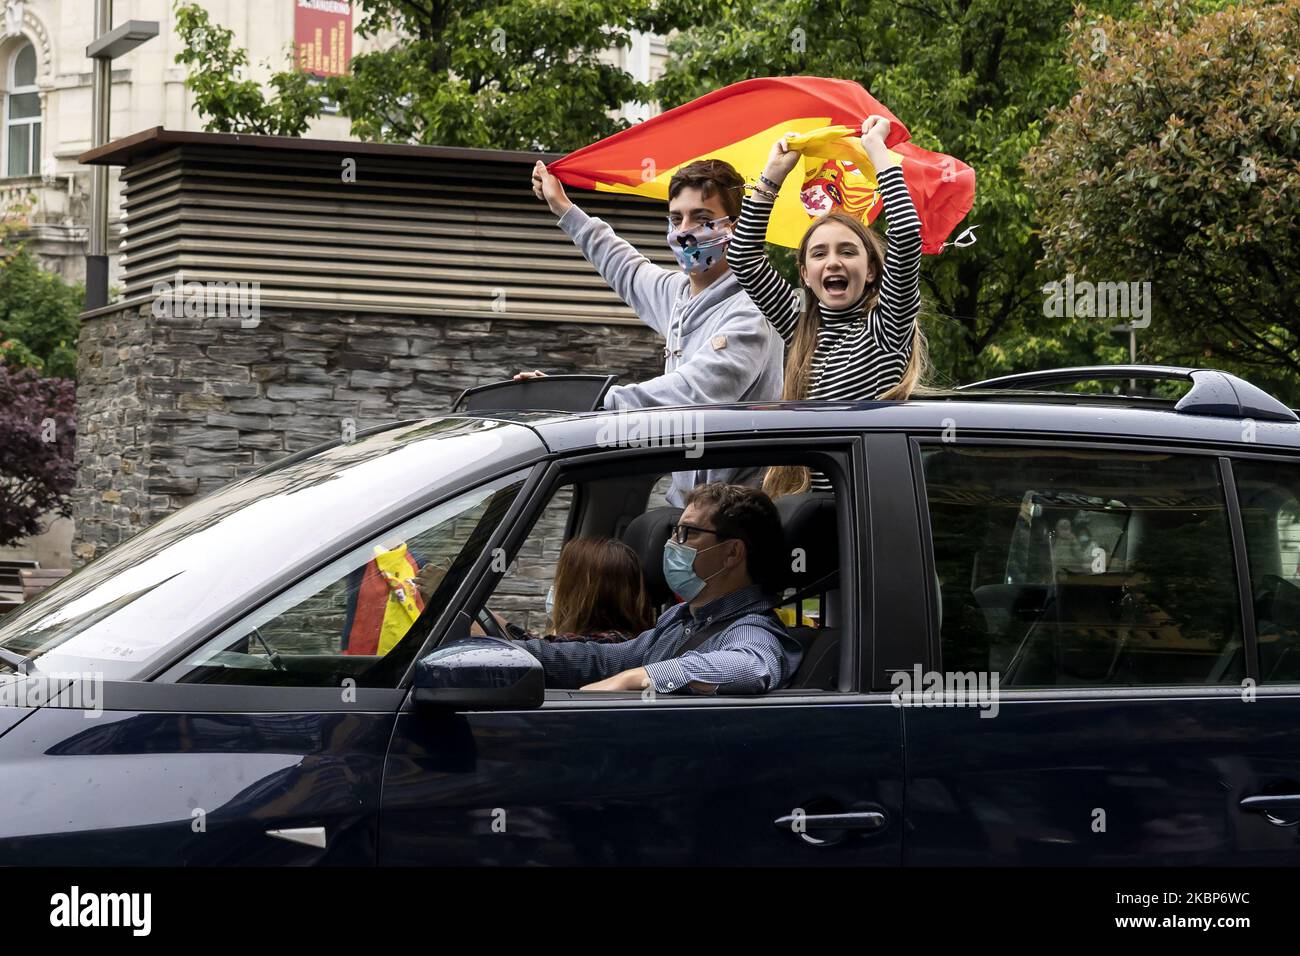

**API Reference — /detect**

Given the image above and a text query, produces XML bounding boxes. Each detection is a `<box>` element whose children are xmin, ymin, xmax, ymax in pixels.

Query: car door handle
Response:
<box><xmin>772</xmin><ymin>811</ymin><xmax>887</xmax><ymax>832</ymax></box>
<box><xmin>1239</xmin><ymin>794</ymin><xmax>1300</xmax><ymax>813</ymax></box>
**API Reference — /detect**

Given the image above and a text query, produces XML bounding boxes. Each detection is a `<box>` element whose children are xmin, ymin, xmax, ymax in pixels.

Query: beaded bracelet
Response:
<box><xmin>758</xmin><ymin>172</ymin><xmax>782</xmax><ymax>191</ymax></box>
<box><xmin>748</xmin><ymin>183</ymin><xmax>778</xmax><ymax>201</ymax></box>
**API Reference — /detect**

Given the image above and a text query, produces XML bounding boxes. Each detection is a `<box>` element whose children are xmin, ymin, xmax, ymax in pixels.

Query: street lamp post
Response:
<box><xmin>84</xmin><ymin>2</ymin><xmax>157</xmax><ymax>310</ymax></box>
<box><xmin>1111</xmin><ymin>322</ymin><xmax>1137</xmax><ymax>394</ymax></box>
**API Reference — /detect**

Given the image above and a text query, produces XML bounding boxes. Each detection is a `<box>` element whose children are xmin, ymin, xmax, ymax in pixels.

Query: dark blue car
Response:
<box><xmin>2</xmin><ymin>365</ymin><xmax>1300</xmax><ymax>865</ymax></box>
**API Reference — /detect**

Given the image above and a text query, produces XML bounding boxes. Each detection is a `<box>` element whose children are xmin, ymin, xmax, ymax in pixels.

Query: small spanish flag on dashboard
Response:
<box><xmin>548</xmin><ymin>76</ymin><xmax>975</xmax><ymax>254</ymax></box>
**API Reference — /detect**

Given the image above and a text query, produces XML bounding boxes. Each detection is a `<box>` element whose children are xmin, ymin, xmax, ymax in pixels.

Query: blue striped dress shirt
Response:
<box><xmin>515</xmin><ymin>585</ymin><xmax>800</xmax><ymax>694</ymax></box>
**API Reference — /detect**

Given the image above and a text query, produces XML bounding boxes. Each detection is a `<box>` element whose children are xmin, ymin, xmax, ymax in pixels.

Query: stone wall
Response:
<box><xmin>71</xmin><ymin>301</ymin><xmax>665</xmax><ymax>566</ymax></box>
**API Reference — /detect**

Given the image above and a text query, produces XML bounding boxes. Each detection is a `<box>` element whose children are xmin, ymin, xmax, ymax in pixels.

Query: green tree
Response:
<box><xmin>174</xmin><ymin>3</ymin><xmax>326</xmax><ymax>135</ymax></box>
<box><xmin>1026</xmin><ymin>0</ymin><xmax>1300</xmax><ymax>403</ymax></box>
<box><xmin>174</xmin><ymin>1</ymin><xmax>671</xmax><ymax>153</ymax></box>
<box><xmin>654</xmin><ymin>0</ymin><xmax>1140</xmax><ymax>384</ymax></box>
<box><xmin>0</xmin><ymin>249</ymin><xmax>82</xmax><ymax>380</ymax></box>
<box><xmin>330</xmin><ymin>0</ymin><xmax>665</xmax><ymax>150</ymax></box>
<box><xmin>0</xmin><ymin>199</ymin><xmax>82</xmax><ymax>380</ymax></box>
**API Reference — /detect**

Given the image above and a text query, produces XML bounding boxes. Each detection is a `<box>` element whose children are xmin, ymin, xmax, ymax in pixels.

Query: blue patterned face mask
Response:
<box><xmin>662</xmin><ymin>539</ymin><xmax>728</xmax><ymax>602</ymax></box>
<box><xmin>666</xmin><ymin>216</ymin><xmax>735</xmax><ymax>274</ymax></box>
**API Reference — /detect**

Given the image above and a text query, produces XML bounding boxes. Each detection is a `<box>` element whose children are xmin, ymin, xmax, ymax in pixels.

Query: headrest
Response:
<box><xmin>621</xmin><ymin>506</ymin><xmax>682</xmax><ymax>606</ymax></box>
<box><xmin>776</xmin><ymin>493</ymin><xmax>839</xmax><ymax>592</ymax></box>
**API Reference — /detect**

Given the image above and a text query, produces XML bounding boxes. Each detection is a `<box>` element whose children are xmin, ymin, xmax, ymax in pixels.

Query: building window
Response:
<box><xmin>6</xmin><ymin>42</ymin><xmax>40</xmax><ymax>177</ymax></box>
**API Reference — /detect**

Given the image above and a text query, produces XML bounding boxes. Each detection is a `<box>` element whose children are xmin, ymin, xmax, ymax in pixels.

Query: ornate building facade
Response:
<box><xmin>4</xmin><ymin>0</ymin><xmax>664</xmax><ymax>289</ymax></box>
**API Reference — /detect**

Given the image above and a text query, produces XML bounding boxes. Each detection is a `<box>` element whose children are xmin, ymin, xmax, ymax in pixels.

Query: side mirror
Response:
<box><xmin>413</xmin><ymin>625</ymin><xmax>544</xmax><ymax>711</ymax></box>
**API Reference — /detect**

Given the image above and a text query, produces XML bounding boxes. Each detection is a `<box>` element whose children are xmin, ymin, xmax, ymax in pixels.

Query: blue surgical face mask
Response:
<box><xmin>662</xmin><ymin>538</ymin><xmax>728</xmax><ymax>602</ymax></box>
<box><xmin>666</xmin><ymin>217</ymin><xmax>734</xmax><ymax>274</ymax></box>
<box><xmin>545</xmin><ymin>586</ymin><xmax>554</xmax><ymax>618</ymax></box>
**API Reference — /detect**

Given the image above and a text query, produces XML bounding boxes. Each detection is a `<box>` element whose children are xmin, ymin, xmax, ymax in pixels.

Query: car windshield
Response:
<box><xmin>0</xmin><ymin>417</ymin><xmax>544</xmax><ymax>681</ymax></box>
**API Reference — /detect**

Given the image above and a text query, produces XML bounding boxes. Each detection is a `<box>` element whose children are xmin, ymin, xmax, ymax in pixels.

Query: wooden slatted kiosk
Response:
<box><xmin>79</xmin><ymin>127</ymin><xmax>672</xmax><ymax>323</ymax></box>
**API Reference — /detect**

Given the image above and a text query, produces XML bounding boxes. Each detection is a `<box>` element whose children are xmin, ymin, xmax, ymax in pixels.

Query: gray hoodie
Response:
<box><xmin>558</xmin><ymin>205</ymin><xmax>784</xmax><ymax>506</ymax></box>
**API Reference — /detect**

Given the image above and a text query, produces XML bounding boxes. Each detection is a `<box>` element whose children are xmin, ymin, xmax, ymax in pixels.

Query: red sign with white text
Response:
<box><xmin>295</xmin><ymin>0</ymin><xmax>352</xmax><ymax>77</ymax></box>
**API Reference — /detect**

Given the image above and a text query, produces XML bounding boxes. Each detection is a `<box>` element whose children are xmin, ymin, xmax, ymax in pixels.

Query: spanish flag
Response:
<box><xmin>342</xmin><ymin>542</ymin><xmax>426</xmax><ymax>657</ymax></box>
<box><xmin>549</xmin><ymin>76</ymin><xmax>975</xmax><ymax>254</ymax></box>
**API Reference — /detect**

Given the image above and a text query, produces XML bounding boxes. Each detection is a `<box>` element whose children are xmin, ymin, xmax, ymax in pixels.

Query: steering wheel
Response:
<box><xmin>476</xmin><ymin>606</ymin><xmax>510</xmax><ymax>639</ymax></box>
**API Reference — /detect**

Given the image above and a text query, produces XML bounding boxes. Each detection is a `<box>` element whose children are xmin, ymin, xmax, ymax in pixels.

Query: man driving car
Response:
<box><xmin>511</xmin><ymin>482</ymin><xmax>801</xmax><ymax>695</ymax></box>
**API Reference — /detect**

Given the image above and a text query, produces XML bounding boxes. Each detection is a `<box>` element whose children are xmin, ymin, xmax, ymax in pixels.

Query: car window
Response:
<box><xmin>164</xmin><ymin>470</ymin><xmax>528</xmax><ymax>687</ymax></box>
<box><xmin>922</xmin><ymin>445</ymin><xmax>1243</xmax><ymax>687</ymax></box>
<box><xmin>491</xmin><ymin>485</ymin><xmax>575</xmax><ymax>636</ymax></box>
<box><xmin>1233</xmin><ymin>458</ymin><xmax>1300</xmax><ymax>682</ymax></box>
<box><xmin>471</xmin><ymin>455</ymin><xmax>850</xmax><ymax>696</ymax></box>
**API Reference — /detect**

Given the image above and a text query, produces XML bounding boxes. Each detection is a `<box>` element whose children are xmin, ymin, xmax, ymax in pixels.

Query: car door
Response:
<box><xmin>900</xmin><ymin>436</ymin><xmax>1300</xmax><ymax>864</ymax></box>
<box><xmin>0</xmin><ymin>681</ymin><xmax>399</xmax><ymax>865</ymax></box>
<box><xmin>0</xmin><ymin>438</ymin><xmax>540</xmax><ymax>866</ymax></box>
<box><xmin>378</xmin><ymin>434</ymin><xmax>908</xmax><ymax>865</ymax></box>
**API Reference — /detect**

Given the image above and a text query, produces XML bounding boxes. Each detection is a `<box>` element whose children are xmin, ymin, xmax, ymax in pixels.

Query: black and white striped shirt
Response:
<box><xmin>727</xmin><ymin>165</ymin><xmax>923</xmax><ymax>492</ymax></box>
<box><xmin>728</xmin><ymin>164</ymin><xmax>923</xmax><ymax>398</ymax></box>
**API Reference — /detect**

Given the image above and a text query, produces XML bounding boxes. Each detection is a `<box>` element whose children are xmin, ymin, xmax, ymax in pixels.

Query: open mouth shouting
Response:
<box><xmin>821</xmin><ymin>273</ymin><xmax>851</xmax><ymax>298</ymax></box>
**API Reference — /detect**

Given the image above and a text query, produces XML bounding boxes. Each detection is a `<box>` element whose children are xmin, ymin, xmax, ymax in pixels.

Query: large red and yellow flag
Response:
<box><xmin>549</xmin><ymin>76</ymin><xmax>975</xmax><ymax>254</ymax></box>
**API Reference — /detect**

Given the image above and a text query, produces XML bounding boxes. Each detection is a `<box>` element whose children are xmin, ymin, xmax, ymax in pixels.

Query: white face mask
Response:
<box><xmin>545</xmin><ymin>586</ymin><xmax>555</xmax><ymax>619</ymax></box>
<box><xmin>666</xmin><ymin>216</ymin><xmax>735</xmax><ymax>274</ymax></box>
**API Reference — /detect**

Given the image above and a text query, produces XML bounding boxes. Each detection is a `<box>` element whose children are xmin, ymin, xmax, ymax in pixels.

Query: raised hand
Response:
<box><xmin>531</xmin><ymin>160</ymin><xmax>573</xmax><ymax>217</ymax></box>
<box><xmin>760</xmin><ymin>134</ymin><xmax>804</xmax><ymax>189</ymax></box>
<box><xmin>860</xmin><ymin>115</ymin><xmax>899</xmax><ymax>171</ymax></box>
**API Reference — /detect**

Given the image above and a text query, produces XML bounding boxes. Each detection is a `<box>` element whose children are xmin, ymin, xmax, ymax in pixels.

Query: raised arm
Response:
<box><xmin>532</xmin><ymin>161</ymin><xmax>681</xmax><ymax>336</ymax></box>
<box><xmin>860</xmin><ymin>121</ymin><xmax>923</xmax><ymax>354</ymax></box>
<box><xmin>725</xmin><ymin>138</ymin><xmax>804</xmax><ymax>345</ymax></box>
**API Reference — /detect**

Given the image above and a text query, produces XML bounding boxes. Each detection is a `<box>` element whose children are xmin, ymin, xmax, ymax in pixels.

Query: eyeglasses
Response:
<box><xmin>672</xmin><ymin>522</ymin><xmax>724</xmax><ymax>545</ymax></box>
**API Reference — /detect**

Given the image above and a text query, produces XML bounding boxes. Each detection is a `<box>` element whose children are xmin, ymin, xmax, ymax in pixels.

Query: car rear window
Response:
<box><xmin>921</xmin><ymin>444</ymin><xmax>1243</xmax><ymax>688</ymax></box>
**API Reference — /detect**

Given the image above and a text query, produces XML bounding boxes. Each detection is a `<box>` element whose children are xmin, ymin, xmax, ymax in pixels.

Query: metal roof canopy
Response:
<box><xmin>78</xmin><ymin>126</ymin><xmax>565</xmax><ymax>169</ymax></box>
<box><xmin>78</xmin><ymin>127</ymin><xmax>671</xmax><ymax>324</ymax></box>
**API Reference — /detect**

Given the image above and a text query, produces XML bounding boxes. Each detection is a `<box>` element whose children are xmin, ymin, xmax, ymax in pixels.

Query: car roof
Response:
<box><xmin>425</xmin><ymin>366</ymin><xmax>1300</xmax><ymax>456</ymax></box>
<box><xmin>449</xmin><ymin>390</ymin><xmax>1300</xmax><ymax>456</ymax></box>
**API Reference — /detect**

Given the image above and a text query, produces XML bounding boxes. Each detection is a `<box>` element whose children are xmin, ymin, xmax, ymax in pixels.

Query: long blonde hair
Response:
<box><xmin>763</xmin><ymin>211</ymin><xmax>929</xmax><ymax>499</ymax></box>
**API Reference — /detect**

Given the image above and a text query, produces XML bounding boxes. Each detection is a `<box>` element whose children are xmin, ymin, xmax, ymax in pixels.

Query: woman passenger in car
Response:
<box><xmin>481</xmin><ymin>538</ymin><xmax>655</xmax><ymax>643</ymax></box>
<box><xmin>538</xmin><ymin>538</ymin><xmax>656</xmax><ymax>642</ymax></box>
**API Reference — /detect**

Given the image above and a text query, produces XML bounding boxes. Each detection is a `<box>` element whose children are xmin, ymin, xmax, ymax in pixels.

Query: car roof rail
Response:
<box><xmin>453</xmin><ymin>374</ymin><xmax>618</xmax><ymax>414</ymax></box>
<box><xmin>956</xmin><ymin>365</ymin><xmax>1299</xmax><ymax>423</ymax></box>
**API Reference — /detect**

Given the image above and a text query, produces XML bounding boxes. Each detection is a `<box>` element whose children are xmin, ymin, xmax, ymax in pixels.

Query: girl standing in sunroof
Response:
<box><xmin>728</xmin><ymin>115</ymin><xmax>928</xmax><ymax>497</ymax></box>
